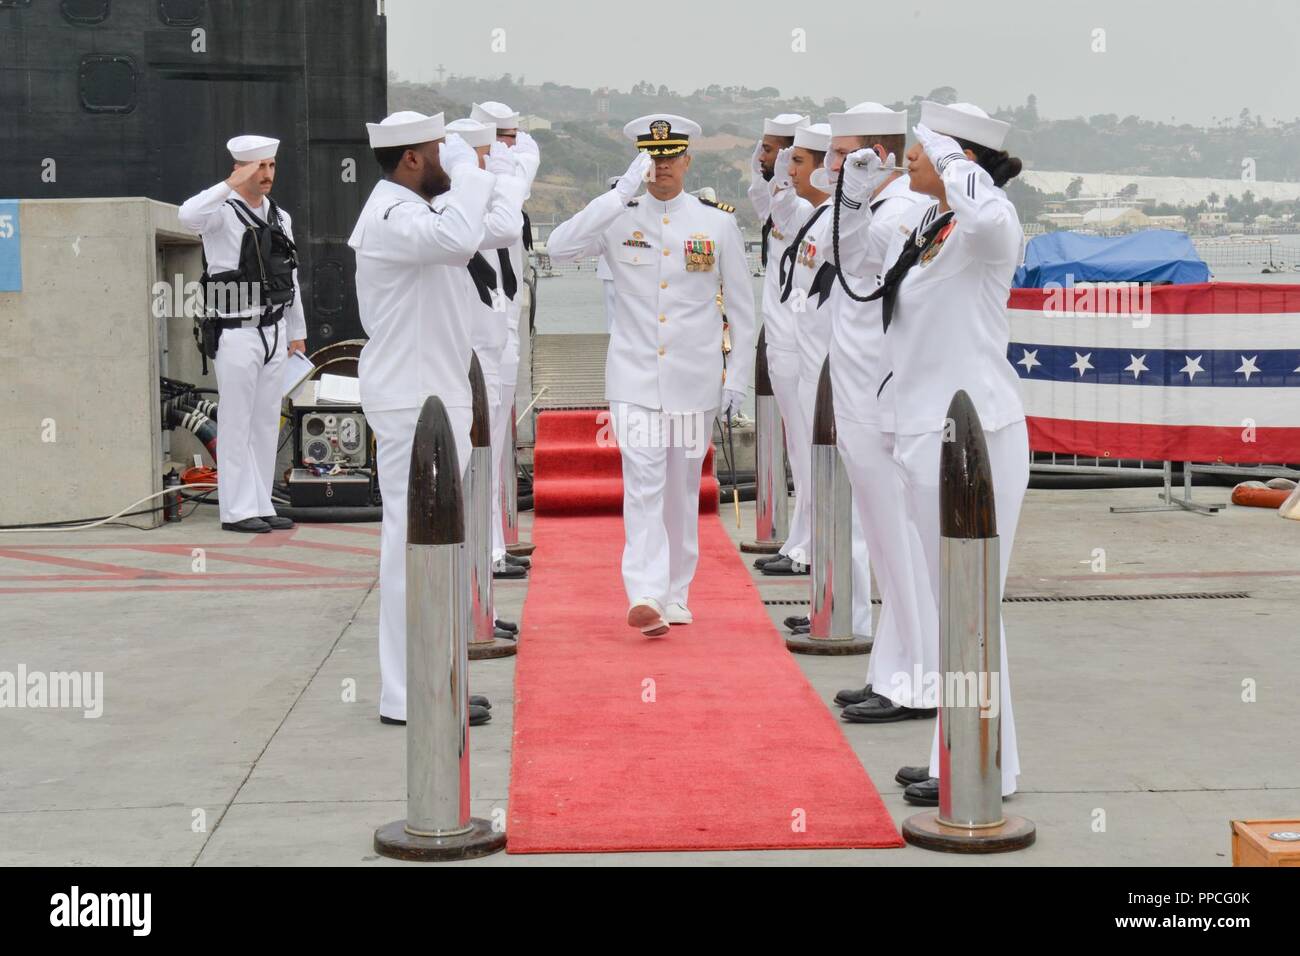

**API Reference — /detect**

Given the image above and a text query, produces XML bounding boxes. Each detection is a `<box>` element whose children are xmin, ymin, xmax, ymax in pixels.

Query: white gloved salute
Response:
<box><xmin>841</xmin><ymin>147</ymin><xmax>897</xmax><ymax>203</ymax></box>
<box><xmin>440</xmin><ymin>132</ymin><xmax>477</xmax><ymax>179</ymax></box>
<box><xmin>485</xmin><ymin>140</ymin><xmax>516</xmax><ymax>177</ymax></box>
<box><xmin>721</xmin><ymin>388</ymin><xmax>745</xmax><ymax>420</ymax></box>
<box><xmin>914</xmin><ymin>123</ymin><xmax>967</xmax><ymax>175</ymax></box>
<box><xmin>749</xmin><ymin>140</ymin><xmax>766</xmax><ymax>186</ymax></box>
<box><xmin>770</xmin><ymin>147</ymin><xmax>793</xmax><ymax>192</ymax></box>
<box><xmin>511</xmin><ymin>129</ymin><xmax>541</xmax><ymax>183</ymax></box>
<box><xmin>616</xmin><ymin>151</ymin><xmax>654</xmax><ymax>202</ymax></box>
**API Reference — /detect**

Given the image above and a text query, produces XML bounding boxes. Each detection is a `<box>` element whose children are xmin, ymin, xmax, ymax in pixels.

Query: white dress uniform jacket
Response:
<box><xmin>547</xmin><ymin>187</ymin><xmax>755</xmax><ymax>412</ymax></box>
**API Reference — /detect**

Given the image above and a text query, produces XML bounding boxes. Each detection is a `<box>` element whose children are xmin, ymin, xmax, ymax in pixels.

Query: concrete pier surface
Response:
<box><xmin>1</xmin><ymin>486</ymin><xmax>1296</xmax><ymax>866</ymax></box>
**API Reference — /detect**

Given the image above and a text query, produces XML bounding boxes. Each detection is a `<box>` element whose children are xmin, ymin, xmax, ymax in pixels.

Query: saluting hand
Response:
<box><xmin>225</xmin><ymin>161</ymin><xmax>262</xmax><ymax>191</ymax></box>
<box><xmin>616</xmin><ymin>152</ymin><xmax>653</xmax><ymax>201</ymax></box>
<box><xmin>749</xmin><ymin>139</ymin><xmax>766</xmax><ymax>185</ymax></box>
<box><xmin>770</xmin><ymin>147</ymin><xmax>793</xmax><ymax>193</ymax></box>
<box><xmin>486</xmin><ymin>140</ymin><xmax>516</xmax><ymax>177</ymax></box>
<box><xmin>439</xmin><ymin>133</ymin><xmax>477</xmax><ymax>177</ymax></box>
<box><xmin>914</xmin><ymin>124</ymin><xmax>966</xmax><ymax>175</ymax></box>
<box><xmin>512</xmin><ymin>129</ymin><xmax>541</xmax><ymax>182</ymax></box>
<box><xmin>841</xmin><ymin>147</ymin><xmax>896</xmax><ymax>201</ymax></box>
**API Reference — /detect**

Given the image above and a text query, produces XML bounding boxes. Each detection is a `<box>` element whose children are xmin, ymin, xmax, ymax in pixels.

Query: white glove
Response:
<box><xmin>749</xmin><ymin>139</ymin><xmax>766</xmax><ymax>185</ymax></box>
<box><xmin>616</xmin><ymin>152</ymin><xmax>653</xmax><ymax>201</ymax></box>
<box><xmin>511</xmin><ymin>129</ymin><xmax>541</xmax><ymax>182</ymax></box>
<box><xmin>770</xmin><ymin>147</ymin><xmax>793</xmax><ymax>192</ymax></box>
<box><xmin>485</xmin><ymin>140</ymin><xmax>515</xmax><ymax>177</ymax></box>
<box><xmin>721</xmin><ymin>388</ymin><xmax>745</xmax><ymax>420</ymax></box>
<box><xmin>440</xmin><ymin>133</ymin><xmax>477</xmax><ymax>177</ymax></box>
<box><xmin>841</xmin><ymin>147</ymin><xmax>896</xmax><ymax>202</ymax></box>
<box><xmin>914</xmin><ymin>124</ymin><xmax>966</xmax><ymax>175</ymax></box>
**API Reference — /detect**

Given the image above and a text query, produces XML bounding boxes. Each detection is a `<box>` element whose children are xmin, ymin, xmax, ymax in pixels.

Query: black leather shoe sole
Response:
<box><xmin>784</xmin><ymin>614</ymin><xmax>810</xmax><ymax>631</ymax></box>
<box><xmin>834</xmin><ymin>685</ymin><xmax>873</xmax><ymax>707</ymax></box>
<box><xmin>761</xmin><ymin>558</ymin><xmax>808</xmax><ymax>576</ymax></box>
<box><xmin>493</xmin><ymin>565</ymin><xmax>527</xmax><ymax>580</ymax></box>
<box><xmin>222</xmin><ymin>519</ymin><xmax>271</xmax><ymax>533</ymax></box>
<box><xmin>260</xmin><ymin>515</ymin><xmax>295</xmax><ymax>530</ymax></box>
<box><xmin>903</xmin><ymin>779</ymin><xmax>939</xmax><ymax>806</ymax></box>
<box><xmin>752</xmin><ymin>554</ymin><xmax>777</xmax><ymax>570</ymax></box>
<box><xmin>895</xmin><ymin>765</ymin><xmax>930</xmax><ymax>787</ymax></box>
<box><xmin>469</xmin><ymin>704</ymin><xmax>491</xmax><ymax>726</ymax></box>
<box><xmin>841</xmin><ymin>701</ymin><xmax>938</xmax><ymax>724</ymax></box>
<box><xmin>790</xmin><ymin>623</ymin><xmax>810</xmax><ymax>635</ymax></box>
<box><xmin>379</xmin><ymin>715</ymin><xmax>405</xmax><ymax>726</ymax></box>
<box><xmin>503</xmin><ymin>553</ymin><xmax>531</xmax><ymax>568</ymax></box>
<box><xmin>495</xmin><ymin>619</ymin><xmax>518</xmax><ymax>634</ymax></box>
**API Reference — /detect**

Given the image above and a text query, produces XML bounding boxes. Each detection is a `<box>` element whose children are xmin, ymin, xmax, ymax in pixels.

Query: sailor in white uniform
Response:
<box><xmin>178</xmin><ymin>134</ymin><xmax>306</xmax><ymax>534</ymax></box>
<box><xmin>348</xmin><ymin>111</ymin><xmax>496</xmax><ymax>725</ymax></box>
<box><xmin>472</xmin><ymin>102</ymin><xmax>540</xmax><ymax>577</ymax></box>
<box><xmin>547</xmin><ymin>114</ymin><xmax>756</xmax><ymax>636</ymax></box>
<box><xmin>746</xmin><ymin>113</ymin><xmax>808</xmax><ymax>576</ymax></box>
<box><xmin>803</xmin><ymin>105</ymin><xmax>935</xmax><ymax>724</ymax></box>
<box><xmin>869</xmin><ymin>102</ymin><xmax>1028</xmax><ymax>803</ymax></box>
<box><xmin>446</xmin><ymin>117</ymin><xmax>529</xmax><ymax>584</ymax></box>
<box><xmin>766</xmin><ymin>123</ymin><xmax>874</xmax><ymax>640</ymax></box>
<box><xmin>596</xmin><ymin>176</ymin><xmax>622</xmax><ymax>331</ymax></box>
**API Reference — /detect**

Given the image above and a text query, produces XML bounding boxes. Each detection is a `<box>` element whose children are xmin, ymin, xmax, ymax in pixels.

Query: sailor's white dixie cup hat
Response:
<box><xmin>623</xmin><ymin>114</ymin><xmax>702</xmax><ymax>157</ymax></box>
<box><xmin>446</xmin><ymin>118</ymin><xmax>496</xmax><ymax>148</ymax></box>
<box><xmin>471</xmin><ymin>101</ymin><xmax>519</xmax><ymax>131</ymax></box>
<box><xmin>828</xmin><ymin>102</ymin><xmax>907</xmax><ymax>138</ymax></box>
<box><xmin>226</xmin><ymin>134</ymin><xmax>279</xmax><ymax>162</ymax></box>
<box><xmin>793</xmin><ymin>123</ymin><xmax>832</xmax><ymax>152</ymax></box>
<box><xmin>366</xmin><ymin>110</ymin><xmax>445</xmax><ymax>148</ymax></box>
<box><xmin>764</xmin><ymin>113</ymin><xmax>810</xmax><ymax>137</ymax></box>
<box><xmin>919</xmin><ymin>101</ymin><xmax>1010</xmax><ymax>149</ymax></box>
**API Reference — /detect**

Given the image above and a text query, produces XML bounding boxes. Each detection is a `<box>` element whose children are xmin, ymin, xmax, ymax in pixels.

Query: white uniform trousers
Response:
<box><xmin>370</xmin><ymin>405</ymin><xmax>473</xmax><ymax>722</ymax></box>
<box><xmin>892</xmin><ymin>420</ymin><xmax>1027</xmax><ymax>796</ymax></box>
<box><xmin>791</xmin><ymin>375</ymin><xmax>873</xmax><ymax>636</ymax></box>
<box><xmin>475</xmin><ymin>347</ymin><xmax>508</xmax><ymax>563</ymax></box>
<box><xmin>610</xmin><ymin>401</ymin><xmax>712</xmax><ymax>610</ymax></box>
<box><xmin>765</xmin><ymin>343</ymin><xmax>804</xmax><ymax>559</ymax></box>
<box><xmin>213</xmin><ymin>319</ymin><xmax>287</xmax><ymax>524</ymax></box>
<box><xmin>602</xmin><ymin>279</ymin><xmax>616</xmax><ymax>333</ymax></box>
<box><xmin>838</xmin><ymin>418</ymin><xmax>936</xmax><ymax>702</ymax></box>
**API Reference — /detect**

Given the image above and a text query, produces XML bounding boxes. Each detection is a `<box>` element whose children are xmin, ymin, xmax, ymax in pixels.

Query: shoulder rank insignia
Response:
<box><xmin>697</xmin><ymin>196</ymin><xmax>735</xmax><ymax>213</ymax></box>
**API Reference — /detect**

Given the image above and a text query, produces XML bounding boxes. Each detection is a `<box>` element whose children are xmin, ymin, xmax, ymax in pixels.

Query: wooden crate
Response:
<box><xmin>1231</xmin><ymin>819</ymin><xmax>1300</xmax><ymax>867</ymax></box>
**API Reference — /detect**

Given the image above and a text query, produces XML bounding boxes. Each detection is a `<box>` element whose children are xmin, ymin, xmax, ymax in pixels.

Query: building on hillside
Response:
<box><xmin>519</xmin><ymin>114</ymin><xmax>552</xmax><ymax>132</ymax></box>
<box><xmin>1081</xmin><ymin>207</ymin><xmax>1150</xmax><ymax>233</ymax></box>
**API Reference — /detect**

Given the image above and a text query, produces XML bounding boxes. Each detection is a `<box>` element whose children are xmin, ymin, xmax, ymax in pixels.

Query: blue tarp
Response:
<box><xmin>1014</xmin><ymin>229</ymin><xmax>1210</xmax><ymax>287</ymax></box>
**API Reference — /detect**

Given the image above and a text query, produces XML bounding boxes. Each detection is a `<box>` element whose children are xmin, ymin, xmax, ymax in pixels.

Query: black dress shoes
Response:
<box><xmin>753</xmin><ymin>554</ymin><xmax>778</xmax><ymax>570</ymax></box>
<box><xmin>903</xmin><ymin>777</ymin><xmax>939</xmax><ymax>806</ymax></box>
<box><xmin>493</xmin><ymin>559</ymin><xmax>526</xmax><ymax>580</ymax></box>
<box><xmin>760</xmin><ymin>555</ymin><xmax>809</xmax><ymax>576</ymax></box>
<box><xmin>841</xmin><ymin>694</ymin><xmax>937</xmax><ymax>723</ymax></box>
<box><xmin>470</xmin><ymin>695</ymin><xmax>491</xmax><ymax>709</ymax></box>
<box><xmin>503</xmin><ymin>552</ymin><xmax>531</xmax><ymax>569</ymax></box>
<box><xmin>222</xmin><ymin>517</ymin><xmax>271</xmax><ymax>533</ymax></box>
<box><xmin>895</xmin><ymin>765</ymin><xmax>930</xmax><ymax>787</ymax></box>
<box><xmin>260</xmin><ymin>514</ymin><xmax>295</xmax><ymax>530</ymax></box>
<box><xmin>493</xmin><ymin>626</ymin><xmax>517</xmax><ymax>641</ymax></box>
<box><xmin>784</xmin><ymin>614</ymin><xmax>810</xmax><ymax>632</ymax></box>
<box><xmin>833</xmin><ymin>684</ymin><xmax>873</xmax><ymax>707</ymax></box>
<box><xmin>383</xmin><ymin>705</ymin><xmax>492</xmax><ymax>726</ymax></box>
<box><xmin>495</xmin><ymin>619</ymin><xmax>518</xmax><ymax>634</ymax></box>
<box><xmin>790</xmin><ymin>623</ymin><xmax>810</xmax><ymax>635</ymax></box>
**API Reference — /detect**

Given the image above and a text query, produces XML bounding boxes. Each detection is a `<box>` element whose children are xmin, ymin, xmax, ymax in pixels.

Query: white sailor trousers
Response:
<box><xmin>892</xmin><ymin>420</ymin><xmax>1027</xmax><ymax>796</ymax></box>
<box><xmin>213</xmin><ymin>319</ymin><xmax>287</xmax><ymax>524</ymax></box>
<box><xmin>472</xmin><ymin>346</ymin><xmax>509</xmax><ymax>563</ymax></box>
<box><xmin>610</xmin><ymin>401</ymin><xmax>712</xmax><ymax>610</ymax></box>
<box><xmin>369</xmin><ymin>404</ymin><xmax>473</xmax><ymax>722</ymax></box>
<box><xmin>838</xmin><ymin>417</ymin><xmax>933</xmax><ymax>697</ymax></box>
<box><xmin>765</xmin><ymin>342</ymin><xmax>803</xmax><ymax>557</ymax></box>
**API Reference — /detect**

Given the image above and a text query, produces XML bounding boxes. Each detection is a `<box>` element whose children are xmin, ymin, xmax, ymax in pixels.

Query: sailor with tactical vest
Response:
<box><xmin>471</xmin><ymin>101</ymin><xmax>541</xmax><ymax>577</ymax></box>
<box><xmin>179</xmin><ymin>135</ymin><xmax>306</xmax><ymax>534</ymax></box>
<box><xmin>764</xmin><ymin>120</ymin><xmax>874</xmax><ymax>641</ymax></box>
<box><xmin>446</xmin><ymin>115</ymin><xmax>531</xmax><ymax>584</ymax></box>
<box><xmin>547</xmin><ymin>114</ymin><xmax>755</xmax><ymax>637</ymax></box>
<box><xmin>866</xmin><ymin>102</ymin><xmax>1028</xmax><ymax>805</ymax></box>
<box><xmin>746</xmin><ymin>113</ymin><xmax>810</xmax><ymax>580</ymax></box>
<box><xmin>348</xmin><ymin>110</ymin><xmax>501</xmax><ymax>727</ymax></box>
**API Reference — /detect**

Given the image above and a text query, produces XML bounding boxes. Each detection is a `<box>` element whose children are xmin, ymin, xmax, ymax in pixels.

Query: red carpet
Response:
<box><xmin>532</xmin><ymin>409</ymin><xmax>718</xmax><ymax>516</ymax></box>
<box><xmin>506</xmin><ymin>513</ymin><xmax>904</xmax><ymax>854</ymax></box>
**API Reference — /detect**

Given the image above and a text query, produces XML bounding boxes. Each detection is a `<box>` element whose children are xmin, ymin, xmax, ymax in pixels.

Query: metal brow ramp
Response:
<box><xmin>531</xmin><ymin>333</ymin><xmax>609</xmax><ymax>410</ymax></box>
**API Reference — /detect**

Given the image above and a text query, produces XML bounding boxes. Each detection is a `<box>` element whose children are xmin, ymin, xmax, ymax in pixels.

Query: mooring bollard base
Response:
<box><xmin>901</xmin><ymin>811</ymin><xmax>1036</xmax><ymax>854</ymax></box>
<box><xmin>506</xmin><ymin>542</ymin><xmax>536</xmax><ymax>557</ymax></box>
<box><xmin>785</xmin><ymin>632</ymin><xmax>872</xmax><ymax>655</ymax></box>
<box><xmin>468</xmin><ymin>637</ymin><xmax>518</xmax><ymax>660</ymax></box>
<box><xmin>739</xmin><ymin>539</ymin><xmax>784</xmax><ymax>554</ymax></box>
<box><xmin>374</xmin><ymin>818</ymin><xmax>506</xmax><ymax>862</ymax></box>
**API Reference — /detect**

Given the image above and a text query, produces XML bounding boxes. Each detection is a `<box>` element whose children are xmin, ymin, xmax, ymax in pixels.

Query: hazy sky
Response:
<box><xmin>386</xmin><ymin>0</ymin><xmax>1300</xmax><ymax>126</ymax></box>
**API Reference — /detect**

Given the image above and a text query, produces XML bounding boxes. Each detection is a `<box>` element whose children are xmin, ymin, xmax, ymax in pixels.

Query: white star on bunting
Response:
<box><xmin>1181</xmin><ymin>355</ymin><xmax>1205</xmax><ymax>381</ymax></box>
<box><xmin>1070</xmin><ymin>352</ymin><xmax>1094</xmax><ymax>377</ymax></box>
<box><xmin>1125</xmin><ymin>354</ymin><xmax>1149</xmax><ymax>379</ymax></box>
<box><xmin>1235</xmin><ymin>355</ymin><xmax>1260</xmax><ymax>381</ymax></box>
<box><xmin>1017</xmin><ymin>348</ymin><xmax>1041</xmax><ymax>374</ymax></box>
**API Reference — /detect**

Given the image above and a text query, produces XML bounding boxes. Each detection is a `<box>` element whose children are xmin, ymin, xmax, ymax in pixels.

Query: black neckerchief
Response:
<box><xmin>496</xmin><ymin>248</ymin><xmax>518</xmax><ymax>300</ymax></box>
<box><xmin>521</xmin><ymin>210</ymin><xmax>533</xmax><ymax>251</ymax></box>
<box><xmin>778</xmin><ymin>203</ymin><xmax>830</xmax><ymax>303</ymax></box>
<box><xmin>867</xmin><ymin>204</ymin><xmax>954</xmax><ymax>333</ymax></box>
<box><xmin>466</xmin><ymin>252</ymin><xmax>498</xmax><ymax>307</ymax></box>
<box><xmin>760</xmin><ymin>216</ymin><xmax>773</xmax><ymax>268</ymax></box>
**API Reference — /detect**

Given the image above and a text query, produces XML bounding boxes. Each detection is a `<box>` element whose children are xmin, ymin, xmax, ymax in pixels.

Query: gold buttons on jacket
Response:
<box><xmin>658</xmin><ymin>346</ymin><xmax>666</xmax><ymax>356</ymax></box>
<box><xmin>663</xmin><ymin>248</ymin><xmax>670</xmax><ymax>257</ymax></box>
<box><xmin>660</xmin><ymin>280</ymin><xmax>668</xmax><ymax>289</ymax></box>
<box><xmin>663</xmin><ymin>217</ymin><xmax>670</xmax><ymax>224</ymax></box>
<box><xmin>658</xmin><ymin>314</ymin><xmax>666</xmax><ymax>323</ymax></box>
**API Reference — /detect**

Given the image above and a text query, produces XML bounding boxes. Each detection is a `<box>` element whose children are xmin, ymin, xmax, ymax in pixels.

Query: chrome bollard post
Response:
<box><xmin>373</xmin><ymin>394</ymin><xmax>505</xmax><ymax>861</ymax></box>
<box><xmin>467</xmin><ymin>353</ymin><xmax>516</xmax><ymax>661</ymax></box>
<box><xmin>741</xmin><ymin>327</ymin><xmax>789</xmax><ymax>555</ymax></box>
<box><xmin>788</xmin><ymin>358</ymin><xmax>869</xmax><ymax>655</ymax></box>
<box><xmin>902</xmin><ymin>389</ymin><xmax>1035</xmax><ymax>853</ymax></box>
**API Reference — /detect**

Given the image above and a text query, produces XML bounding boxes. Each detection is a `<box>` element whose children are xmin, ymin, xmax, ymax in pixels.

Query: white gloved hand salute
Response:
<box><xmin>721</xmin><ymin>388</ymin><xmax>745</xmax><ymax>420</ymax></box>
<box><xmin>439</xmin><ymin>132</ymin><xmax>477</xmax><ymax>178</ymax></box>
<box><xmin>616</xmin><ymin>151</ymin><xmax>654</xmax><ymax>202</ymax></box>
<box><xmin>749</xmin><ymin>139</ymin><xmax>766</xmax><ymax>185</ymax></box>
<box><xmin>512</xmin><ymin>129</ymin><xmax>541</xmax><ymax>182</ymax></box>
<box><xmin>485</xmin><ymin>140</ymin><xmax>515</xmax><ymax>177</ymax></box>
<box><xmin>914</xmin><ymin>124</ymin><xmax>967</xmax><ymax>175</ymax></box>
<box><xmin>841</xmin><ymin>147</ymin><xmax>896</xmax><ymax>202</ymax></box>
<box><xmin>770</xmin><ymin>147</ymin><xmax>793</xmax><ymax>192</ymax></box>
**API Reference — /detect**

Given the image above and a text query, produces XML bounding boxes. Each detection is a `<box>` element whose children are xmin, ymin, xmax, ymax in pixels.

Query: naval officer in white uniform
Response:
<box><xmin>596</xmin><ymin>176</ymin><xmax>622</xmax><ymax>331</ymax></box>
<box><xmin>348</xmin><ymin>111</ymin><xmax>496</xmax><ymax>726</ymax></box>
<box><xmin>868</xmin><ymin>102</ymin><xmax>1028</xmax><ymax>803</ymax></box>
<box><xmin>547</xmin><ymin>114</ymin><xmax>756</xmax><ymax>636</ymax></box>
<box><xmin>178</xmin><ymin>134</ymin><xmax>306</xmax><ymax>534</ymax></box>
